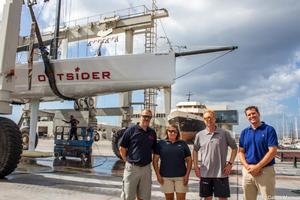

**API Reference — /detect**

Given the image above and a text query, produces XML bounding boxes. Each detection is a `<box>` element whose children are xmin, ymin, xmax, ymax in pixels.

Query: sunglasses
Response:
<box><xmin>167</xmin><ymin>130</ymin><xmax>177</xmax><ymax>134</ymax></box>
<box><xmin>204</xmin><ymin>116</ymin><xmax>213</xmax><ymax>120</ymax></box>
<box><xmin>141</xmin><ymin>115</ymin><xmax>152</xmax><ymax>120</ymax></box>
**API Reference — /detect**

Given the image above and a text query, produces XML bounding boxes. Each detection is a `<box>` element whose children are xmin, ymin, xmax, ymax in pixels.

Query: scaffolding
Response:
<box><xmin>144</xmin><ymin>0</ymin><xmax>159</xmax><ymax>118</ymax></box>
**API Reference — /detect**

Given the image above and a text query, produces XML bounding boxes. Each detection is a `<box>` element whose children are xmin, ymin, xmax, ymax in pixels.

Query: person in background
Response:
<box><xmin>193</xmin><ymin>110</ymin><xmax>237</xmax><ymax>200</ymax></box>
<box><xmin>62</xmin><ymin>115</ymin><xmax>79</xmax><ymax>140</ymax></box>
<box><xmin>153</xmin><ymin>124</ymin><xmax>192</xmax><ymax>200</ymax></box>
<box><xmin>239</xmin><ymin>106</ymin><xmax>278</xmax><ymax>200</ymax></box>
<box><xmin>119</xmin><ymin>109</ymin><xmax>157</xmax><ymax>200</ymax></box>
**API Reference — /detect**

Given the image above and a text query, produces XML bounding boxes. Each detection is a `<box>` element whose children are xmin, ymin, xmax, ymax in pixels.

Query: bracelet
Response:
<box><xmin>227</xmin><ymin>161</ymin><xmax>233</xmax><ymax>165</ymax></box>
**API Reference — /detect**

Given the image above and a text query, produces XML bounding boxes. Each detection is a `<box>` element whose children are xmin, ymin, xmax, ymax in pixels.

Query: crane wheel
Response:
<box><xmin>111</xmin><ymin>128</ymin><xmax>127</xmax><ymax>160</ymax></box>
<box><xmin>86</xmin><ymin>97</ymin><xmax>95</xmax><ymax>108</ymax></box>
<box><xmin>0</xmin><ymin>117</ymin><xmax>22</xmax><ymax>178</ymax></box>
<box><xmin>21</xmin><ymin>128</ymin><xmax>38</xmax><ymax>150</ymax></box>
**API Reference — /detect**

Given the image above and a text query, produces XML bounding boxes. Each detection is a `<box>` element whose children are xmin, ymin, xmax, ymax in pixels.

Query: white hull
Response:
<box><xmin>12</xmin><ymin>53</ymin><xmax>175</xmax><ymax>102</ymax></box>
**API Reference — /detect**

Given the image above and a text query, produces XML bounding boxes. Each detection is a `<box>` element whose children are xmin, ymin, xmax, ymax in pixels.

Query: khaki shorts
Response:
<box><xmin>121</xmin><ymin>162</ymin><xmax>152</xmax><ymax>200</ymax></box>
<box><xmin>160</xmin><ymin>177</ymin><xmax>188</xmax><ymax>194</ymax></box>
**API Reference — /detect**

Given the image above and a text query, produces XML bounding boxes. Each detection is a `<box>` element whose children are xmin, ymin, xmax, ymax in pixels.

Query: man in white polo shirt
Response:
<box><xmin>193</xmin><ymin>110</ymin><xmax>237</xmax><ymax>200</ymax></box>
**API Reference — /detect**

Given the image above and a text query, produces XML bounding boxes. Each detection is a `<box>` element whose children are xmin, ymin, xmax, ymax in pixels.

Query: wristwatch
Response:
<box><xmin>227</xmin><ymin>161</ymin><xmax>233</xmax><ymax>165</ymax></box>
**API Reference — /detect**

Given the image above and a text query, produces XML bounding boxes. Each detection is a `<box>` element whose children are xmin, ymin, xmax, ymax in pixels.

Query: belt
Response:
<box><xmin>127</xmin><ymin>162</ymin><xmax>148</xmax><ymax>167</ymax></box>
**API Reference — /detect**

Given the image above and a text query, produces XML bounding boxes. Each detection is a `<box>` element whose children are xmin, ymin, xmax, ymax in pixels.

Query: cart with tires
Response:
<box><xmin>54</xmin><ymin>126</ymin><xmax>94</xmax><ymax>162</ymax></box>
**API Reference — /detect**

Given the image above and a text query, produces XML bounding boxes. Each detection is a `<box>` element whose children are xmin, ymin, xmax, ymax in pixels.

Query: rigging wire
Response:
<box><xmin>86</xmin><ymin>17</ymin><xmax>89</xmax><ymax>56</ymax></box>
<box><xmin>17</xmin><ymin>2</ymin><xmax>47</xmax><ymax>64</ymax></box>
<box><xmin>68</xmin><ymin>0</ymin><xmax>72</xmax><ymax>24</ymax></box>
<box><xmin>36</xmin><ymin>1</ymin><xmax>46</xmax><ymax>20</ymax></box>
<box><xmin>63</xmin><ymin>0</ymin><xmax>67</xmax><ymax>25</ymax></box>
<box><xmin>158</xmin><ymin>19</ymin><xmax>173</xmax><ymax>51</ymax></box>
<box><xmin>64</xmin><ymin>0</ymin><xmax>72</xmax><ymax>26</ymax></box>
<box><xmin>175</xmin><ymin>49</ymin><xmax>234</xmax><ymax>80</ymax></box>
<box><xmin>64</xmin><ymin>0</ymin><xmax>72</xmax><ymax>58</ymax></box>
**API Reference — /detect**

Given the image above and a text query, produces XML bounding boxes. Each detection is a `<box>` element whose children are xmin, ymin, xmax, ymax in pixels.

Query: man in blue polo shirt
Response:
<box><xmin>239</xmin><ymin>106</ymin><xmax>278</xmax><ymax>200</ymax></box>
<box><xmin>119</xmin><ymin>109</ymin><xmax>157</xmax><ymax>200</ymax></box>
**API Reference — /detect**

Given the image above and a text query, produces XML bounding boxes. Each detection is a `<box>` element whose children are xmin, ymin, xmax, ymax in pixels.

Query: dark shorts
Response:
<box><xmin>200</xmin><ymin>177</ymin><xmax>230</xmax><ymax>198</ymax></box>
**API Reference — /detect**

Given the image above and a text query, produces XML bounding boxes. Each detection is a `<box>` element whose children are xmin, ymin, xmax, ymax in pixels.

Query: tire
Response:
<box><xmin>80</xmin><ymin>153</ymin><xmax>86</xmax><ymax>162</ymax></box>
<box><xmin>21</xmin><ymin>128</ymin><xmax>38</xmax><ymax>150</ymax></box>
<box><xmin>94</xmin><ymin>132</ymin><xmax>100</xmax><ymax>142</ymax></box>
<box><xmin>85</xmin><ymin>97</ymin><xmax>95</xmax><ymax>108</ymax></box>
<box><xmin>111</xmin><ymin>128</ymin><xmax>126</xmax><ymax>160</ymax></box>
<box><xmin>0</xmin><ymin>117</ymin><xmax>22</xmax><ymax>178</ymax></box>
<box><xmin>74</xmin><ymin>98</ymin><xmax>85</xmax><ymax>110</ymax></box>
<box><xmin>54</xmin><ymin>152</ymin><xmax>60</xmax><ymax>158</ymax></box>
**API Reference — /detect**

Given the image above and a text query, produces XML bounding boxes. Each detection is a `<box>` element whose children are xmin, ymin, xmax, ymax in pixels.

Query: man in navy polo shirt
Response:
<box><xmin>239</xmin><ymin>106</ymin><xmax>278</xmax><ymax>200</ymax></box>
<box><xmin>119</xmin><ymin>109</ymin><xmax>157</xmax><ymax>200</ymax></box>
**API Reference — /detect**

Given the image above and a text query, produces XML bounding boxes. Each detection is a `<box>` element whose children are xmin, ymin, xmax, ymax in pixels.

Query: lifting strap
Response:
<box><xmin>27</xmin><ymin>3</ymin><xmax>75</xmax><ymax>101</ymax></box>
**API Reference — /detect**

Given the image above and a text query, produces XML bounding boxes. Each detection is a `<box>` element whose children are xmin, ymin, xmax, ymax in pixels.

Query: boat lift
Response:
<box><xmin>0</xmin><ymin>0</ymin><xmax>237</xmax><ymax>178</ymax></box>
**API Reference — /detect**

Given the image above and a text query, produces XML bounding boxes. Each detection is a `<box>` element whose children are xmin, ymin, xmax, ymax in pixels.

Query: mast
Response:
<box><xmin>282</xmin><ymin>113</ymin><xmax>285</xmax><ymax>140</ymax></box>
<box><xmin>50</xmin><ymin>0</ymin><xmax>62</xmax><ymax>59</ymax></box>
<box><xmin>186</xmin><ymin>91</ymin><xmax>193</xmax><ymax>102</ymax></box>
<box><xmin>295</xmin><ymin>116</ymin><xmax>298</xmax><ymax>140</ymax></box>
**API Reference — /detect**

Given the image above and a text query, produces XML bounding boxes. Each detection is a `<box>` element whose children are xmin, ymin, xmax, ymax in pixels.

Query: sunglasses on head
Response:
<box><xmin>141</xmin><ymin>115</ymin><xmax>152</xmax><ymax>120</ymax></box>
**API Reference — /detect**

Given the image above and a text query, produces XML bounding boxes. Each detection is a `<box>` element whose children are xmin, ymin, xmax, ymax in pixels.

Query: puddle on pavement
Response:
<box><xmin>16</xmin><ymin>156</ymin><xmax>125</xmax><ymax>176</ymax></box>
<box><xmin>17</xmin><ymin>158</ymin><xmax>54</xmax><ymax>173</ymax></box>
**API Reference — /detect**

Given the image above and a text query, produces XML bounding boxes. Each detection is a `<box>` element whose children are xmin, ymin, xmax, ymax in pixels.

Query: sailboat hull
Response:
<box><xmin>12</xmin><ymin>53</ymin><xmax>175</xmax><ymax>102</ymax></box>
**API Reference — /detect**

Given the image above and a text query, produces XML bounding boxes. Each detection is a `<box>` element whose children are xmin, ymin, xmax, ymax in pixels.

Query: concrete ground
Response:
<box><xmin>1</xmin><ymin>138</ymin><xmax>300</xmax><ymax>200</ymax></box>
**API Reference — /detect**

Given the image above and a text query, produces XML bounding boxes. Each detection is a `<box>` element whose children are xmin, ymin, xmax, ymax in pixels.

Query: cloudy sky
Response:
<box><xmin>1</xmin><ymin>0</ymin><xmax>300</xmax><ymax>134</ymax></box>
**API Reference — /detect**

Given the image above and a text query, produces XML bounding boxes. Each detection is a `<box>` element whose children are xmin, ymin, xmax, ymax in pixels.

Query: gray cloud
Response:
<box><xmin>163</xmin><ymin>1</ymin><xmax>300</xmax><ymax>108</ymax></box>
